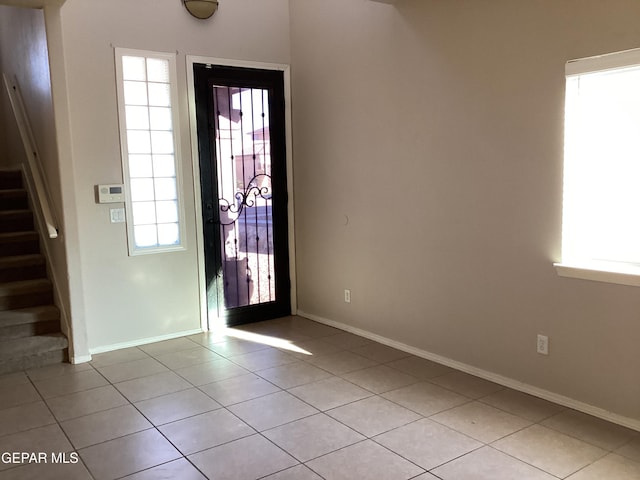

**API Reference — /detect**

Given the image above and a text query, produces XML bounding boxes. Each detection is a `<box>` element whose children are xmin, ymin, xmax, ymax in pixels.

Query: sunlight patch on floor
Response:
<box><xmin>225</xmin><ymin>328</ymin><xmax>312</xmax><ymax>355</ymax></box>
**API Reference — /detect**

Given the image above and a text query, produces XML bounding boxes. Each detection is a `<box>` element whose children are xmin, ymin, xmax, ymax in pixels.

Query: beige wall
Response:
<box><xmin>6</xmin><ymin>0</ymin><xmax>638</xmax><ymax>424</ymax></box>
<box><xmin>0</xmin><ymin>7</ymin><xmax>56</xmax><ymax>173</ymax></box>
<box><xmin>290</xmin><ymin>0</ymin><xmax>640</xmax><ymax>423</ymax></box>
<box><xmin>0</xmin><ymin>6</ymin><xmax>45</xmax><ymax>170</ymax></box>
<box><xmin>58</xmin><ymin>0</ymin><xmax>290</xmax><ymax>351</ymax></box>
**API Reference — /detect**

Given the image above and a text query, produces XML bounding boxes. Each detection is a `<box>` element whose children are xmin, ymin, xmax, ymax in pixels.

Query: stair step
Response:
<box><xmin>0</xmin><ymin>333</ymin><xmax>68</xmax><ymax>375</ymax></box>
<box><xmin>0</xmin><ymin>189</ymin><xmax>28</xmax><ymax>211</ymax></box>
<box><xmin>0</xmin><ymin>171</ymin><xmax>23</xmax><ymax>190</ymax></box>
<box><xmin>0</xmin><ymin>210</ymin><xmax>33</xmax><ymax>233</ymax></box>
<box><xmin>0</xmin><ymin>254</ymin><xmax>46</xmax><ymax>283</ymax></box>
<box><xmin>0</xmin><ymin>174</ymin><xmax>66</xmax><ymax>373</ymax></box>
<box><xmin>0</xmin><ymin>306</ymin><xmax>60</xmax><ymax>341</ymax></box>
<box><xmin>0</xmin><ymin>279</ymin><xmax>53</xmax><ymax>311</ymax></box>
<box><xmin>0</xmin><ymin>305</ymin><xmax>60</xmax><ymax>326</ymax></box>
<box><xmin>0</xmin><ymin>231</ymin><xmax>39</xmax><ymax>257</ymax></box>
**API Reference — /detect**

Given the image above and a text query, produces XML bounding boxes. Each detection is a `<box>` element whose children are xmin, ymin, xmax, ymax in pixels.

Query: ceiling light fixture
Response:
<box><xmin>183</xmin><ymin>0</ymin><xmax>219</xmax><ymax>19</ymax></box>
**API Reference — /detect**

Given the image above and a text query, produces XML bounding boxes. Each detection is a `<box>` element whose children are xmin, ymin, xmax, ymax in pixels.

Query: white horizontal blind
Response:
<box><xmin>115</xmin><ymin>48</ymin><xmax>185</xmax><ymax>255</ymax></box>
<box><xmin>566</xmin><ymin>47</ymin><xmax>640</xmax><ymax>77</ymax></box>
<box><xmin>562</xmin><ymin>52</ymin><xmax>640</xmax><ymax>269</ymax></box>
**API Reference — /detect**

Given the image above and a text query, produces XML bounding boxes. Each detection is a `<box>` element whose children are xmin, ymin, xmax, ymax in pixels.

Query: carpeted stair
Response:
<box><xmin>0</xmin><ymin>170</ymin><xmax>67</xmax><ymax>375</ymax></box>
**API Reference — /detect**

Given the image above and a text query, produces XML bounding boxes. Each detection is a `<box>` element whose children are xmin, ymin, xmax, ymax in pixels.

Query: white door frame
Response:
<box><xmin>185</xmin><ymin>56</ymin><xmax>297</xmax><ymax>331</ymax></box>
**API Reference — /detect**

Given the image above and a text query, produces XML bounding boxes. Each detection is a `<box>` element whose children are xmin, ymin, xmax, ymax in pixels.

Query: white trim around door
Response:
<box><xmin>185</xmin><ymin>56</ymin><xmax>297</xmax><ymax>332</ymax></box>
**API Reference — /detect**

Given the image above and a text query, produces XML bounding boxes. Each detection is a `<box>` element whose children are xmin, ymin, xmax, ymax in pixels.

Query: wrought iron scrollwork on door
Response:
<box><xmin>218</xmin><ymin>173</ymin><xmax>272</xmax><ymax>225</ymax></box>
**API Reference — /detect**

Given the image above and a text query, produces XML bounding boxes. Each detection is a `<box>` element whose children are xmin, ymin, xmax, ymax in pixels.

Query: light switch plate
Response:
<box><xmin>110</xmin><ymin>208</ymin><xmax>125</xmax><ymax>223</ymax></box>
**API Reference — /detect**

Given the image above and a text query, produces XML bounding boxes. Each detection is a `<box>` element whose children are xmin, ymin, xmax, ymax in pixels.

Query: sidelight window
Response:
<box><xmin>115</xmin><ymin>48</ymin><xmax>185</xmax><ymax>255</ymax></box>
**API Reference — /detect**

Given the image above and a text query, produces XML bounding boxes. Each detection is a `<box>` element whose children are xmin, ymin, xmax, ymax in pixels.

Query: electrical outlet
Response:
<box><xmin>344</xmin><ymin>289</ymin><xmax>351</xmax><ymax>303</ymax></box>
<box><xmin>537</xmin><ymin>334</ymin><xmax>549</xmax><ymax>355</ymax></box>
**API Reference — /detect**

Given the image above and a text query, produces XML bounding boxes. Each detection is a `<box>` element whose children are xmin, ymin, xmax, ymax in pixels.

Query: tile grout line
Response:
<box><xmin>122</xmin><ymin>393</ymin><xmax>214</xmax><ymax>480</ymax></box>
<box><xmin>27</xmin><ymin>367</ymin><xmax>98</xmax><ymax>480</ymax></box>
<box><xmin>107</xmin><ymin>337</ymin><xmax>316</xmax><ymax>477</ymax></box>
<box><xmin>220</xmin><ymin>328</ymin><xmax>622</xmax><ymax>478</ymax></box>
<box><xmin>63</xmin><ymin>339</ymin><xmax>513</xmax><ymax>477</ymax></box>
<box><xmin>17</xmin><ymin>362</ymin><xmax>584</xmax><ymax>480</ymax></box>
<box><xmin>92</xmin><ymin>345</ymin><xmax>221</xmax><ymax>479</ymax></box>
<box><xmin>3</xmin><ymin>319</ymin><xmax>638</xmax><ymax>479</ymax></box>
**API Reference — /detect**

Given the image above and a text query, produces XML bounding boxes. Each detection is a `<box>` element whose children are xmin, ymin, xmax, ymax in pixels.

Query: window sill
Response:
<box><xmin>129</xmin><ymin>244</ymin><xmax>186</xmax><ymax>256</ymax></box>
<box><xmin>554</xmin><ymin>262</ymin><xmax>640</xmax><ymax>287</ymax></box>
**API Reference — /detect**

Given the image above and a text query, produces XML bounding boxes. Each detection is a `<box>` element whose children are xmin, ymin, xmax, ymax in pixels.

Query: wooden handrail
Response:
<box><xmin>3</xmin><ymin>73</ymin><xmax>59</xmax><ymax>239</ymax></box>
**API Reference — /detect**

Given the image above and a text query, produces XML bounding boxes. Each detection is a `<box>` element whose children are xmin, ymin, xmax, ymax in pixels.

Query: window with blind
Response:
<box><xmin>556</xmin><ymin>47</ymin><xmax>640</xmax><ymax>286</ymax></box>
<box><xmin>114</xmin><ymin>48</ymin><xmax>185</xmax><ymax>255</ymax></box>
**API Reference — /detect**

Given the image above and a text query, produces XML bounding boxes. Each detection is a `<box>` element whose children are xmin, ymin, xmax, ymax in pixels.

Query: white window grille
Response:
<box><xmin>114</xmin><ymin>48</ymin><xmax>185</xmax><ymax>255</ymax></box>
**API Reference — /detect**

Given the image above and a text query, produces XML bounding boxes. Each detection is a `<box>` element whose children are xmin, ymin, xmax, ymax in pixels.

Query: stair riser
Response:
<box><xmin>0</xmin><ymin>239</ymin><xmax>39</xmax><ymax>257</ymax></box>
<box><xmin>0</xmin><ymin>215</ymin><xmax>33</xmax><ymax>233</ymax></box>
<box><xmin>0</xmin><ymin>173</ymin><xmax>23</xmax><ymax>190</ymax></box>
<box><xmin>0</xmin><ymin>264</ymin><xmax>46</xmax><ymax>283</ymax></box>
<box><xmin>0</xmin><ymin>320</ymin><xmax>60</xmax><ymax>341</ymax></box>
<box><xmin>0</xmin><ymin>172</ymin><xmax>67</xmax><ymax>374</ymax></box>
<box><xmin>0</xmin><ymin>292</ymin><xmax>53</xmax><ymax>311</ymax></box>
<box><xmin>0</xmin><ymin>349</ymin><xmax>67</xmax><ymax>376</ymax></box>
<box><xmin>0</xmin><ymin>196</ymin><xmax>28</xmax><ymax>211</ymax></box>
<box><xmin>0</xmin><ymin>306</ymin><xmax>60</xmax><ymax>324</ymax></box>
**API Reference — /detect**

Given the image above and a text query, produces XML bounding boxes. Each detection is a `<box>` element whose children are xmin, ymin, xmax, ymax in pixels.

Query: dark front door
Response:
<box><xmin>194</xmin><ymin>64</ymin><xmax>291</xmax><ymax>327</ymax></box>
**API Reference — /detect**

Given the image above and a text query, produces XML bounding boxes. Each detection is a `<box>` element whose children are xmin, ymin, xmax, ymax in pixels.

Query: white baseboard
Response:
<box><xmin>88</xmin><ymin>328</ymin><xmax>204</xmax><ymax>356</ymax></box>
<box><xmin>298</xmin><ymin>310</ymin><xmax>640</xmax><ymax>433</ymax></box>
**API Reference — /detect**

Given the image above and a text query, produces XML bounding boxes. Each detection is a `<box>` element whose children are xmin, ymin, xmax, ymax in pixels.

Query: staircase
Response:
<box><xmin>0</xmin><ymin>170</ymin><xmax>68</xmax><ymax>375</ymax></box>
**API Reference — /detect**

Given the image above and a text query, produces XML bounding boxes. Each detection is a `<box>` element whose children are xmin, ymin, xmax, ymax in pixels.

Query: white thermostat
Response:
<box><xmin>96</xmin><ymin>184</ymin><xmax>125</xmax><ymax>203</ymax></box>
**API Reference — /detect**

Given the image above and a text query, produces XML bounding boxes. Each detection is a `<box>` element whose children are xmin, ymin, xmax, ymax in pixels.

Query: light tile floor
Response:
<box><xmin>0</xmin><ymin>315</ymin><xmax>638</xmax><ymax>480</ymax></box>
